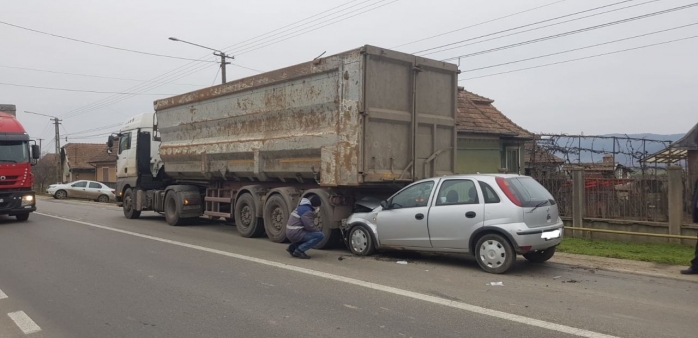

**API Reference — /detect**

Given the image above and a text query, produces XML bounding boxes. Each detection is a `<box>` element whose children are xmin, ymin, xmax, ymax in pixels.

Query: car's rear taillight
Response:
<box><xmin>495</xmin><ymin>177</ymin><xmax>522</xmax><ymax>207</ymax></box>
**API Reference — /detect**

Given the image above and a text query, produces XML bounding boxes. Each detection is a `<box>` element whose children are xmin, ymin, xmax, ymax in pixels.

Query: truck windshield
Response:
<box><xmin>0</xmin><ymin>141</ymin><xmax>29</xmax><ymax>163</ymax></box>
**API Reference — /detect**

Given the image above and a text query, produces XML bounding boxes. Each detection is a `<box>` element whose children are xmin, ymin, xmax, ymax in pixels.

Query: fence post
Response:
<box><xmin>667</xmin><ymin>166</ymin><xmax>683</xmax><ymax>244</ymax></box>
<box><xmin>572</xmin><ymin>168</ymin><xmax>585</xmax><ymax>239</ymax></box>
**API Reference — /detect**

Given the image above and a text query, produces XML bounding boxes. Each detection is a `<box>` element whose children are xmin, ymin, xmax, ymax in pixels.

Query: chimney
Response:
<box><xmin>0</xmin><ymin>104</ymin><xmax>17</xmax><ymax>116</ymax></box>
<box><xmin>602</xmin><ymin>154</ymin><xmax>614</xmax><ymax>165</ymax></box>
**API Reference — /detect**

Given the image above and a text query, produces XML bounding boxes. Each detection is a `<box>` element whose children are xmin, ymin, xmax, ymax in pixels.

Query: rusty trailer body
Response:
<box><xmin>154</xmin><ymin>45</ymin><xmax>458</xmax><ymax>186</ymax></box>
<box><xmin>116</xmin><ymin>45</ymin><xmax>458</xmax><ymax>248</ymax></box>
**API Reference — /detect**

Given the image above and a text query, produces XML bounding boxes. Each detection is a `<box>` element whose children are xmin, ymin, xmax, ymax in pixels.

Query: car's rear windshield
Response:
<box><xmin>506</xmin><ymin>177</ymin><xmax>555</xmax><ymax>207</ymax></box>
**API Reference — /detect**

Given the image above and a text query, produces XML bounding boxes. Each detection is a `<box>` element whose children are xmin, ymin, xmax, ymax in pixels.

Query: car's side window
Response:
<box><xmin>435</xmin><ymin>180</ymin><xmax>479</xmax><ymax>206</ymax></box>
<box><xmin>389</xmin><ymin>181</ymin><xmax>435</xmax><ymax>209</ymax></box>
<box><xmin>88</xmin><ymin>182</ymin><xmax>101</xmax><ymax>189</ymax></box>
<box><xmin>72</xmin><ymin>181</ymin><xmax>87</xmax><ymax>188</ymax></box>
<box><xmin>479</xmin><ymin>181</ymin><xmax>501</xmax><ymax>204</ymax></box>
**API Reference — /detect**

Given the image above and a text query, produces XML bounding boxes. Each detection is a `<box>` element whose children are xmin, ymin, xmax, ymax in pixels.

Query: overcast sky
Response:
<box><xmin>2</xmin><ymin>0</ymin><xmax>697</xmax><ymax>152</ymax></box>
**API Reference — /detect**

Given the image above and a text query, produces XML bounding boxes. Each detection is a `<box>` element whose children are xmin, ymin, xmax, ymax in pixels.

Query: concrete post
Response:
<box><xmin>667</xmin><ymin>166</ymin><xmax>683</xmax><ymax>244</ymax></box>
<box><xmin>572</xmin><ymin>168</ymin><xmax>585</xmax><ymax>239</ymax></box>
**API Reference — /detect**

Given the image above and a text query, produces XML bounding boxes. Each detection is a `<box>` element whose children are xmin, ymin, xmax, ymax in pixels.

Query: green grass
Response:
<box><xmin>557</xmin><ymin>237</ymin><xmax>696</xmax><ymax>266</ymax></box>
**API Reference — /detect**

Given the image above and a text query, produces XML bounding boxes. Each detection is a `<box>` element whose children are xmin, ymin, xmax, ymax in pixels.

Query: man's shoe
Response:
<box><xmin>680</xmin><ymin>267</ymin><xmax>698</xmax><ymax>275</ymax></box>
<box><xmin>286</xmin><ymin>244</ymin><xmax>297</xmax><ymax>257</ymax></box>
<box><xmin>294</xmin><ymin>251</ymin><xmax>310</xmax><ymax>259</ymax></box>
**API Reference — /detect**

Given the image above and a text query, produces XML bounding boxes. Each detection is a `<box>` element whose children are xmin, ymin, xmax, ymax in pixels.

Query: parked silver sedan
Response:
<box><xmin>341</xmin><ymin>174</ymin><xmax>564</xmax><ymax>274</ymax></box>
<box><xmin>47</xmin><ymin>180</ymin><xmax>116</xmax><ymax>203</ymax></box>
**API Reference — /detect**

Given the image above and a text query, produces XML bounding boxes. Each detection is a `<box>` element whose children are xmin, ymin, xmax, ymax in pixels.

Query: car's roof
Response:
<box><xmin>415</xmin><ymin>173</ymin><xmax>523</xmax><ymax>183</ymax></box>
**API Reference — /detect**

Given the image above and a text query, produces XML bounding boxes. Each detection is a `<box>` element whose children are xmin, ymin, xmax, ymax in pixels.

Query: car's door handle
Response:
<box><xmin>465</xmin><ymin>211</ymin><xmax>477</xmax><ymax>218</ymax></box>
<box><xmin>415</xmin><ymin>213</ymin><xmax>424</xmax><ymax>220</ymax></box>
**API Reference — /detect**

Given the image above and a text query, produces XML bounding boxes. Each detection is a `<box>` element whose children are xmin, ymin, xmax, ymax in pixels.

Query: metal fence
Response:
<box><xmin>527</xmin><ymin>134</ymin><xmax>682</xmax><ymax>222</ymax></box>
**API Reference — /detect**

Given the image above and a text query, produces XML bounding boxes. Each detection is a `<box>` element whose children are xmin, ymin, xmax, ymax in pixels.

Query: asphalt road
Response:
<box><xmin>0</xmin><ymin>198</ymin><xmax>696</xmax><ymax>337</ymax></box>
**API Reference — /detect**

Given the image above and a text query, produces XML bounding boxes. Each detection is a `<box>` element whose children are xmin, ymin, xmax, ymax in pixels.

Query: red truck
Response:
<box><xmin>0</xmin><ymin>104</ymin><xmax>41</xmax><ymax>221</ymax></box>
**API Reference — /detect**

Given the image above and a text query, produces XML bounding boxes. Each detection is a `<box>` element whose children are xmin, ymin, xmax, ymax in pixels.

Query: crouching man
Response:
<box><xmin>285</xmin><ymin>196</ymin><xmax>324</xmax><ymax>259</ymax></box>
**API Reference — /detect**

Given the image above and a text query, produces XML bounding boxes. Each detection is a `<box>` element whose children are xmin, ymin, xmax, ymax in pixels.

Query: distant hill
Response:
<box><xmin>538</xmin><ymin>133</ymin><xmax>683</xmax><ymax>167</ymax></box>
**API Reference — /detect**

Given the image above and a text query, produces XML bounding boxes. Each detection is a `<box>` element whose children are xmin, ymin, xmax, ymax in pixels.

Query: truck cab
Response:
<box><xmin>0</xmin><ymin>104</ymin><xmax>41</xmax><ymax>221</ymax></box>
<box><xmin>109</xmin><ymin>112</ymin><xmax>162</xmax><ymax>204</ymax></box>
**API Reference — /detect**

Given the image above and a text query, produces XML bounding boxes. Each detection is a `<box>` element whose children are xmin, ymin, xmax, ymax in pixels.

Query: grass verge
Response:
<box><xmin>557</xmin><ymin>237</ymin><xmax>695</xmax><ymax>266</ymax></box>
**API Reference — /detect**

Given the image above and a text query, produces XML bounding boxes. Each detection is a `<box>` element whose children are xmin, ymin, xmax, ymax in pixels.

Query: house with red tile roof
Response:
<box><xmin>456</xmin><ymin>87</ymin><xmax>533</xmax><ymax>174</ymax></box>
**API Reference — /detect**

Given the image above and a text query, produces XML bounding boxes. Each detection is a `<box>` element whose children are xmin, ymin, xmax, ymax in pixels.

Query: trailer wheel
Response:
<box><xmin>164</xmin><ymin>191</ymin><xmax>184</xmax><ymax>226</ymax></box>
<box><xmin>263</xmin><ymin>194</ymin><xmax>289</xmax><ymax>243</ymax></box>
<box><xmin>235</xmin><ymin>193</ymin><xmax>265</xmax><ymax>238</ymax></box>
<box><xmin>123</xmin><ymin>188</ymin><xmax>141</xmax><ymax>219</ymax></box>
<box><xmin>311</xmin><ymin>194</ymin><xmax>341</xmax><ymax>249</ymax></box>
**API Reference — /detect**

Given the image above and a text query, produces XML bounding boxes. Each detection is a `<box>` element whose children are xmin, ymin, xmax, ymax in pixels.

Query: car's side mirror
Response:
<box><xmin>31</xmin><ymin>144</ymin><xmax>41</xmax><ymax>159</ymax></box>
<box><xmin>380</xmin><ymin>200</ymin><xmax>389</xmax><ymax>210</ymax></box>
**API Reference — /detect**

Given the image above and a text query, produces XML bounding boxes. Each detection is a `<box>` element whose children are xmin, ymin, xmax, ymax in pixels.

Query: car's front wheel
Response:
<box><xmin>523</xmin><ymin>246</ymin><xmax>556</xmax><ymax>263</ymax></box>
<box><xmin>348</xmin><ymin>226</ymin><xmax>376</xmax><ymax>256</ymax></box>
<box><xmin>54</xmin><ymin>190</ymin><xmax>67</xmax><ymax>199</ymax></box>
<box><xmin>475</xmin><ymin>234</ymin><xmax>515</xmax><ymax>274</ymax></box>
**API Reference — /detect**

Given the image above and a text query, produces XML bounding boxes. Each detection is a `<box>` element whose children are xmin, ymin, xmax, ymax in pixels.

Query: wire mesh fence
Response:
<box><xmin>527</xmin><ymin>134</ymin><xmax>685</xmax><ymax>222</ymax></box>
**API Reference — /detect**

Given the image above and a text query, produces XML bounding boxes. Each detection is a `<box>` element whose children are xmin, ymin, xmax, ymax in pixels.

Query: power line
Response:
<box><xmin>232</xmin><ymin>0</ymin><xmax>400</xmax><ymax>56</ymax></box>
<box><xmin>391</xmin><ymin>0</ymin><xmax>568</xmax><ymax>49</ymax></box>
<box><xmin>0</xmin><ymin>64</ymin><xmax>205</xmax><ymax>87</ymax></box>
<box><xmin>417</xmin><ymin>0</ymin><xmax>654</xmax><ymax>56</ymax></box>
<box><xmin>64</xmin><ymin>123</ymin><xmax>123</xmax><ymax>136</ymax></box>
<box><xmin>459</xmin><ymin>35</ymin><xmax>698</xmax><ymax>81</ymax></box>
<box><xmin>427</xmin><ymin>0</ymin><xmax>661</xmax><ymax>58</ymax></box>
<box><xmin>0</xmin><ymin>82</ymin><xmax>176</xmax><ymax>95</ymax></box>
<box><xmin>0</xmin><ymin>20</ymin><xmax>219</xmax><ymax>63</ymax></box>
<box><xmin>460</xmin><ymin>22</ymin><xmax>698</xmax><ymax>72</ymax></box>
<box><xmin>442</xmin><ymin>2</ymin><xmax>698</xmax><ymax>61</ymax></box>
<box><xmin>59</xmin><ymin>0</ymin><xmax>397</xmax><ymax>120</ymax></box>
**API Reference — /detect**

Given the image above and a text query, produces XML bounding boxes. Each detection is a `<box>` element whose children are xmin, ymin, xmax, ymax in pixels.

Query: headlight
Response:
<box><xmin>22</xmin><ymin>195</ymin><xmax>35</xmax><ymax>205</ymax></box>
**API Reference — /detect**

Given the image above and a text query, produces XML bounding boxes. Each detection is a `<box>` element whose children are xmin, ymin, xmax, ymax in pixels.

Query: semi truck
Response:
<box><xmin>108</xmin><ymin>45</ymin><xmax>459</xmax><ymax>248</ymax></box>
<box><xmin>0</xmin><ymin>104</ymin><xmax>41</xmax><ymax>221</ymax></box>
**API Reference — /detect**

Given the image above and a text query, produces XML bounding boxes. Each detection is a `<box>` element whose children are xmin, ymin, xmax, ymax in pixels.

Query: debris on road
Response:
<box><xmin>563</xmin><ymin>279</ymin><xmax>580</xmax><ymax>283</ymax></box>
<box><xmin>396</xmin><ymin>261</ymin><xmax>408</xmax><ymax>265</ymax></box>
<box><xmin>487</xmin><ymin>282</ymin><xmax>504</xmax><ymax>286</ymax></box>
<box><xmin>553</xmin><ymin>276</ymin><xmax>562</xmax><ymax>280</ymax></box>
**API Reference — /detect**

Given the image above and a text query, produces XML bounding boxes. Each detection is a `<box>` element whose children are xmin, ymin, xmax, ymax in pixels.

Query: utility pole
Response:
<box><xmin>169</xmin><ymin>37</ymin><xmax>233</xmax><ymax>84</ymax></box>
<box><xmin>53</xmin><ymin>117</ymin><xmax>61</xmax><ymax>183</ymax></box>
<box><xmin>24</xmin><ymin>111</ymin><xmax>62</xmax><ymax>183</ymax></box>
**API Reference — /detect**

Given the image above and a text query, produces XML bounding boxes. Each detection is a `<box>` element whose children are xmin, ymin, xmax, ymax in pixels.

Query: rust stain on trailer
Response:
<box><xmin>278</xmin><ymin>158</ymin><xmax>321</xmax><ymax>164</ymax></box>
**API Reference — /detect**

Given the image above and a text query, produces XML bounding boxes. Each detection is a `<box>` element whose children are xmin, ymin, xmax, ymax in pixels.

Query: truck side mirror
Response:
<box><xmin>31</xmin><ymin>144</ymin><xmax>41</xmax><ymax>159</ymax></box>
<box><xmin>106</xmin><ymin>136</ymin><xmax>114</xmax><ymax>154</ymax></box>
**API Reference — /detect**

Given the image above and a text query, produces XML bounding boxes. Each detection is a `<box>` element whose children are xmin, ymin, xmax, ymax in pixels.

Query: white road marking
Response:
<box><xmin>0</xmin><ymin>288</ymin><xmax>7</xmax><ymax>300</ymax></box>
<box><xmin>7</xmin><ymin>311</ymin><xmax>41</xmax><ymax>334</ymax></box>
<box><xmin>37</xmin><ymin>212</ymin><xmax>619</xmax><ymax>338</ymax></box>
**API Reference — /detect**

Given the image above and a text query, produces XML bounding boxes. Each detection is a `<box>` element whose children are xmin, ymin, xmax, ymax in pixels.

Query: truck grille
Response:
<box><xmin>0</xmin><ymin>176</ymin><xmax>19</xmax><ymax>186</ymax></box>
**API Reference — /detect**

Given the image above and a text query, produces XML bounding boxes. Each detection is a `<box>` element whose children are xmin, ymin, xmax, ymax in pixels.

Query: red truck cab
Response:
<box><xmin>0</xmin><ymin>104</ymin><xmax>41</xmax><ymax>221</ymax></box>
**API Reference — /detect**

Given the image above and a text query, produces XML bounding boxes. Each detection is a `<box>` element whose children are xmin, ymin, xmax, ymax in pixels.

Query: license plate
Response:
<box><xmin>541</xmin><ymin>229</ymin><xmax>561</xmax><ymax>240</ymax></box>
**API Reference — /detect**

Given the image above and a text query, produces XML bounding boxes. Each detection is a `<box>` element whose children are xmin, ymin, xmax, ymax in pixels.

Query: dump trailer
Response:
<box><xmin>110</xmin><ymin>45</ymin><xmax>459</xmax><ymax>248</ymax></box>
<box><xmin>0</xmin><ymin>104</ymin><xmax>41</xmax><ymax>221</ymax></box>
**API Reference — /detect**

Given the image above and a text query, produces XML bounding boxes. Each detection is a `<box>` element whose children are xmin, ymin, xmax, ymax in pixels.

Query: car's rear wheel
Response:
<box><xmin>97</xmin><ymin>195</ymin><xmax>110</xmax><ymax>203</ymax></box>
<box><xmin>475</xmin><ymin>234</ymin><xmax>514</xmax><ymax>274</ymax></box>
<box><xmin>523</xmin><ymin>246</ymin><xmax>556</xmax><ymax>263</ymax></box>
<box><xmin>348</xmin><ymin>226</ymin><xmax>376</xmax><ymax>256</ymax></box>
<box><xmin>55</xmin><ymin>190</ymin><xmax>67</xmax><ymax>199</ymax></box>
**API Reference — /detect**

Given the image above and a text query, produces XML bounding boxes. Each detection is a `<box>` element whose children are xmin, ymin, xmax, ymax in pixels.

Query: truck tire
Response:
<box><xmin>474</xmin><ymin>233</ymin><xmax>515</xmax><ymax>274</ymax></box>
<box><xmin>123</xmin><ymin>188</ymin><xmax>141</xmax><ymax>219</ymax></box>
<box><xmin>523</xmin><ymin>246</ymin><xmax>556</xmax><ymax>263</ymax></box>
<box><xmin>311</xmin><ymin>195</ymin><xmax>341</xmax><ymax>249</ymax></box>
<box><xmin>15</xmin><ymin>213</ymin><xmax>29</xmax><ymax>222</ymax></box>
<box><xmin>164</xmin><ymin>191</ymin><xmax>184</xmax><ymax>226</ymax></box>
<box><xmin>235</xmin><ymin>193</ymin><xmax>265</xmax><ymax>238</ymax></box>
<box><xmin>263</xmin><ymin>194</ymin><xmax>289</xmax><ymax>243</ymax></box>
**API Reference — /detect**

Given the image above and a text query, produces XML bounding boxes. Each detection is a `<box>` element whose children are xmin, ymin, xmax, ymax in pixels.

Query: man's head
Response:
<box><xmin>309</xmin><ymin>195</ymin><xmax>321</xmax><ymax>209</ymax></box>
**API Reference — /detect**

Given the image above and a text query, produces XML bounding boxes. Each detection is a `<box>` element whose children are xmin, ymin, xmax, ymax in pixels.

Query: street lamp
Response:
<box><xmin>169</xmin><ymin>37</ymin><xmax>233</xmax><ymax>84</ymax></box>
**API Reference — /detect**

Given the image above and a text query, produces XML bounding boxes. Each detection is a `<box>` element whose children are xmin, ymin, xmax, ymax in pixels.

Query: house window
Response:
<box><xmin>505</xmin><ymin>147</ymin><xmax>520</xmax><ymax>174</ymax></box>
<box><xmin>102</xmin><ymin>167</ymin><xmax>109</xmax><ymax>182</ymax></box>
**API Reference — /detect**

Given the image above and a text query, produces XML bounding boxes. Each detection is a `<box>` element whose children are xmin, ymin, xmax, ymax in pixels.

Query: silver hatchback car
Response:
<box><xmin>341</xmin><ymin>174</ymin><xmax>564</xmax><ymax>274</ymax></box>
